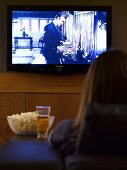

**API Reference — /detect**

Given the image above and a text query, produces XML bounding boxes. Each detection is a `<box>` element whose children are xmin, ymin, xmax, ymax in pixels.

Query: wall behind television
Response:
<box><xmin>0</xmin><ymin>0</ymin><xmax>127</xmax><ymax>72</ymax></box>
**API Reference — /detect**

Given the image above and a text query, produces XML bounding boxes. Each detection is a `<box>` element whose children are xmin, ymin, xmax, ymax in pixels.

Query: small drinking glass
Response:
<box><xmin>36</xmin><ymin>106</ymin><xmax>51</xmax><ymax>139</ymax></box>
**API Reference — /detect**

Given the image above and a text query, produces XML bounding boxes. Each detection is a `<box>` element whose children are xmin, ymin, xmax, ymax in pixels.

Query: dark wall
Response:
<box><xmin>0</xmin><ymin>0</ymin><xmax>127</xmax><ymax>72</ymax></box>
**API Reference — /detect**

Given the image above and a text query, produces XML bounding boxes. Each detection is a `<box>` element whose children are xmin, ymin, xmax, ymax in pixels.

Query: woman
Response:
<box><xmin>48</xmin><ymin>49</ymin><xmax>127</xmax><ymax>156</ymax></box>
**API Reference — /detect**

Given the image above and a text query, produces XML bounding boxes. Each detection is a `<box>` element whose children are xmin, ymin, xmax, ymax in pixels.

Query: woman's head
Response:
<box><xmin>86</xmin><ymin>49</ymin><xmax>127</xmax><ymax>104</ymax></box>
<box><xmin>76</xmin><ymin>49</ymin><xmax>127</xmax><ymax>126</ymax></box>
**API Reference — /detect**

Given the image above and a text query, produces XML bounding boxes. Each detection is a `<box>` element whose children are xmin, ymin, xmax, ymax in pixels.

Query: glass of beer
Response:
<box><xmin>36</xmin><ymin>106</ymin><xmax>51</xmax><ymax>139</ymax></box>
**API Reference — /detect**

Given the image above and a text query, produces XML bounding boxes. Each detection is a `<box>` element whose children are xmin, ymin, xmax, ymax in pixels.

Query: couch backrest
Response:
<box><xmin>76</xmin><ymin>103</ymin><xmax>127</xmax><ymax>154</ymax></box>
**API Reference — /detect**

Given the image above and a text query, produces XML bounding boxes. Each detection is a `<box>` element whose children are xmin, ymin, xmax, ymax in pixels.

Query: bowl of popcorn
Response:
<box><xmin>7</xmin><ymin>111</ymin><xmax>55</xmax><ymax>136</ymax></box>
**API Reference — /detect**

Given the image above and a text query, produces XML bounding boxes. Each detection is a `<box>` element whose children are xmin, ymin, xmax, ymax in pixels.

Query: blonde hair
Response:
<box><xmin>76</xmin><ymin>49</ymin><xmax>127</xmax><ymax>127</ymax></box>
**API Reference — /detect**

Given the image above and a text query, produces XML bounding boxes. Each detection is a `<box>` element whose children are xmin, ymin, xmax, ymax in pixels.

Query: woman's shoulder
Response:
<box><xmin>55</xmin><ymin>119</ymin><xmax>75</xmax><ymax>128</ymax></box>
<box><xmin>50</xmin><ymin>119</ymin><xmax>75</xmax><ymax>137</ymax></box>
<box><xmin>48</xmin><ymin>119</ymin><xmax>76</xmax><ymax>145</ymax></box>
<box><xmin>48</xmin><ymin>119</ymin><xmax>77</xmax><ymax>156</ymax></box>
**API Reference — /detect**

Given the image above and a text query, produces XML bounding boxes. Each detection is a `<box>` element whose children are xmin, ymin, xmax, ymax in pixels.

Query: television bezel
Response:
<box><xmin>7</xmin><ymin>5</ymin><xmax>112</xmax><ymax>74</ymax></box>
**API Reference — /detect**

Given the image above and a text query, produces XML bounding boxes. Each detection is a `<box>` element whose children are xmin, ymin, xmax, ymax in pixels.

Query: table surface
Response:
<box><xmin>0</xmin><ymin>135</ymin><xmax>60</xmax><ymax>170</ymax></box>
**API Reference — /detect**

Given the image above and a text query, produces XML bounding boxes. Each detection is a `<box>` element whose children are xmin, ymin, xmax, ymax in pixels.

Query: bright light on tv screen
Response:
<box><xmin>11</xmin><ymin>9</ymin><xmax>110</xmax><ymax>65</ymax></box>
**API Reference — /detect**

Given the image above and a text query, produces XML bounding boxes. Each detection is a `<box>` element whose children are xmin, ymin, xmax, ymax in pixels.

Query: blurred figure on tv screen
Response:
<box><xmin>42</xmin><ymin>13</ymin><xmax>66</xmax><ymax>64</ymax></box>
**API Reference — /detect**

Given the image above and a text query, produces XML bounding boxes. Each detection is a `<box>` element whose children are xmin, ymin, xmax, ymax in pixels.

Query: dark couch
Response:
<box><xmin>0</xmin><ymin>136</ymin><xmax>63</xmax><ymax>170</ymax></box>
<box><xmin>1</xmin><ymin>103</ymin><xmax>127</xmax><ymax>170</ymax></box>
<box><xmin>2</xmin><ymin>138</ymin><xmax>127</xmax><ymax>170</ymax></box>
<box><xmin>65</xmin><ymin>154</ymin><xmax>127</xmax><ymax>170</ymax></box>
<box><xmin>64</xmin><ymin>103</ymin><xmax>127</xmax><ymax>170</ymax></box>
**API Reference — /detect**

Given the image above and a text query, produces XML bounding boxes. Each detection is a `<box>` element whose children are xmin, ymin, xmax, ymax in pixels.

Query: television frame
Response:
<box><xmin>7</xmin><ymin>5</ymin><xmax>112</xmax><ymax>74</ymax></box>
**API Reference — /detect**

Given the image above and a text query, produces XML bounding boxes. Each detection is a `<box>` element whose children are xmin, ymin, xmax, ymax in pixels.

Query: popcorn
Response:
<box><xmin>10</xmin><ymin>111</ymin><xmax>37</xmax><ymax>135</ymax></box>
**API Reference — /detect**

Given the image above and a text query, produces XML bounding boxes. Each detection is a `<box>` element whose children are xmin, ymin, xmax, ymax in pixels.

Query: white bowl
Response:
<box><xmin>7</xmin><ymin>116</ymin><xmax>37</xmax><ymax>135</ymax></box>
<box><xmin>7</xmin><ymin>116</ymin><xmax>55</xmax><ymax>136</ymax></box>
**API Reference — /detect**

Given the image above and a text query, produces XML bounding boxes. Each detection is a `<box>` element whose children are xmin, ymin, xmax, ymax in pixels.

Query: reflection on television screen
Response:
<box><xmin>12</xmin><ymin>10</ymin><xmax>108</xmax><ymax>65</ymax></box>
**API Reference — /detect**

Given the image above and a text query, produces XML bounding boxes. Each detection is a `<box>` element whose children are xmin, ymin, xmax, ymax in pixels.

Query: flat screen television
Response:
<box><xmin>7</xmin><ymin>5</ymin><xmax>112</xmax><ymax>74</ymax></box>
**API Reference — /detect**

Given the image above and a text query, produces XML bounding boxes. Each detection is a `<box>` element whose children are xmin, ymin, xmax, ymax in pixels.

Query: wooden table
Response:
<box><xmin>0</xmin><ymin>135</ymin><xmax>61</xmax><ymax>170</ymax></box>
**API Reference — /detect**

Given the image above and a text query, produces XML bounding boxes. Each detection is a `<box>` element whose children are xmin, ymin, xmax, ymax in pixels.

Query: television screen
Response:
<box><xmin>7</xmin><ymin>5</ymin><xmax>112</xmax><ymax>74</ymax></box>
